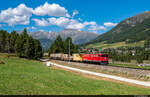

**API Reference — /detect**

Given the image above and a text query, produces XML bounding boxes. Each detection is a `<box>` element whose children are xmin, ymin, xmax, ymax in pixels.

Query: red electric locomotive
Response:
<box><xmin>81</xmin><ymin>53</ymin><xmax>109</xmax><ymax>65</ymax></box>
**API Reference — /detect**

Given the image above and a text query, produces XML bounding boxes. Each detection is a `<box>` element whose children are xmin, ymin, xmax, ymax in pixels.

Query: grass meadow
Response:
<box><xmin>0</xmin><ymin>53</ymin><xmax>150</xmax><ymax>95</ymax></box>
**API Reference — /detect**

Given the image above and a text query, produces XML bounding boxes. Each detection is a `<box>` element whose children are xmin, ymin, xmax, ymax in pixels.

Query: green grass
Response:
<box><xmin>0</xmin><ymin>54</ymin><xmax>150</xmax><ymax>95</ymax></box>
<box><xmin>86</xmin><ymin>41</ymin><xmax>145</xmax><ymax>49</ymax></box>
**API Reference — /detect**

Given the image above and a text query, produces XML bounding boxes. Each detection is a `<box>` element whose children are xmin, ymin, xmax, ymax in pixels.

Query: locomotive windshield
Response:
<box><xmin>101</xmin><ymin>54</ymin><xmax>108</xmax><ymax>57</ymax></box>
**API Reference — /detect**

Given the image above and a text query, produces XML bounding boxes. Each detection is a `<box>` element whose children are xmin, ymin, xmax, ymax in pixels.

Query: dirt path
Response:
<box><xmin>47</xmin><ymin>61</ymin><xmax>150</xmax><ymax>88</ymax></box>
<box><xmin>51</xmin><ymin>60</ymin><xmax>150</xmax><ymax>81</ymax></box>
<box><xmin>51</xmin><ymin>66</ymin><xmax>150</xmax><ymax>88</ymax></box>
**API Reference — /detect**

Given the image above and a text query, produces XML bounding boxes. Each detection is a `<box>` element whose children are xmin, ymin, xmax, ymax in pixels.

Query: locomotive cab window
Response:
<box><xmin>101</xmin><ymin>55</ymin><xmax>108</xmax><ymax>57</ymax></box>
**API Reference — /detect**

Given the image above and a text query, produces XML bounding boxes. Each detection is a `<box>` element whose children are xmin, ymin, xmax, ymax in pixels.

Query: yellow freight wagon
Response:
<box><xmin>73</xmin><ymin>54</ymin><xmax>82</xmax><ymax>62</ymax></box>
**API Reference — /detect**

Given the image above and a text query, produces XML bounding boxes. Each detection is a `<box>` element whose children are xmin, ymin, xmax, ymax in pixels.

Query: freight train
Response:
<box><xmin>50</xmin><ymin>53</ymin><xmax>109</xmax><ymax>65</ymax></box>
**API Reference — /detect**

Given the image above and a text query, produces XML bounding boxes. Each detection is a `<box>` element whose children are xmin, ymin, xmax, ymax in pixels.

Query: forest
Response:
<box><xmin>0</xmin><ymin>29</ymin><xmax>43</xmax><ymax>59</ymax></box>
<box><xmin>48</xmin><ymin>35</ymin><xmax>79</xmax><ymax>55</ymax></box>
<box><xmin>103</xmin><ymin>40</ymin><xmax>150</xmax><ymax>64</ymax></box>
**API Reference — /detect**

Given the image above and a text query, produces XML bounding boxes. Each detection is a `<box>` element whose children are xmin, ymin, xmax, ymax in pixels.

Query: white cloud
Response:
<box><xmin>33</xmin><ymin>2</ymin><xmax>70</xmax><ymax>17</ymax></box>
<box><xmin>78</xmin><ymin>18</ymin><xmax>82</xmax><ymax>21</ymax></box>
<box><xmin>72</xmin><ymin>10</ymin><xmax>79</xmax><ymax>18</ymax></box>
<box><xmin>0</xmin><ymin>4</ymin><xmax>33</xmax><ymax>26</ymax></box>
<box><xmin>47</xmin><ymin>18</ymin><xmax>104</xmax><ymax>31</ymax></box>
<box><xmin>33</xmin><ymin>17</ymin><xmax>85</xmax><ymax>30</ymax></box>
<box><xmin>48</xmin><ymin>17</ymin><xmax>70</xmax><ymax>26</ymax></box>
<box><xmin>31</xmin><ymin>26</ymin><xmax>36</xmax><ymax>29</ymax></box>
<box><xmin>84</xmin><ymin>21</ymin><xmax>96</xmax><ymax>26</ymax></box>
<box><xmin>65</xmin><ymin>19</ymin><xmax>85</xmax><ymax>30</ymax></box>
<box><xmin>27</xmin><ymin>26</ymin><xmax>36</xmax><ymax>30</ymax></box>
<box><xmin>0</xmin><ymin>2</ymin><xmax>71</xmax><ymax>26</ymax></box>
<box><xmin>88</xmin><ymin>25</ymin><xmax>106</xmax><ymax>32</ymax></box>
<box><xmin>84</xmin><ymin>21</ymin><xmax>106</xmax><ymax>32</ymax></box>
<box><xmin>104</xmin><ymin>22</ymin><xmax>118</xmax><ymax>27</ymax></box>
<box><xmin>32</xmin><ymin>18</ymin><xmax>49</xmax><ymax>26</ymax></box>
<box><xmin>32</xmin><ymin>17</ymin><xmax>107</xmax><ymax>32</ymax></box>
<box><xmin>0</xmin><ymin>2</ymin><xmax>117</xmax><ymax>34</ymax></box>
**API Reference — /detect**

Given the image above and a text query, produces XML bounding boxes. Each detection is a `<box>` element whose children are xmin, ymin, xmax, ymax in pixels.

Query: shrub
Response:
<box><xmin>0</xmin><ymin>60</ymin><xmax>5</xmax><ymax>64</ymax></box>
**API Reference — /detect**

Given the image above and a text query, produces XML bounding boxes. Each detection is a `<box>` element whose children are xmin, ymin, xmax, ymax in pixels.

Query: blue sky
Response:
<box><xmin>0</xmin><ymin>0</ymin><xmax>150</xmax><ymax>34</ymax></box>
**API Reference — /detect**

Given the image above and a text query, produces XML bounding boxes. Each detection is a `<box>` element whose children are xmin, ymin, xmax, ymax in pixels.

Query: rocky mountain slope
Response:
<box><xmin>27</xmin><ymin>29</ymin><xmax>98</xmax><ymax>50</ymax></box>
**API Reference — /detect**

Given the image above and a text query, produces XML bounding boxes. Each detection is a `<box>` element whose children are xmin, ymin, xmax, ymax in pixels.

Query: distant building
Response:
<box><xmin>44</xmin><ymin>53</ymin><xmax>49</xmax><ymax>57</ymax></box>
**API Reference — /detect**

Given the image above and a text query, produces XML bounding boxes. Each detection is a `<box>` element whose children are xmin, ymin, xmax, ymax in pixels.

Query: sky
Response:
<box><xmin>0</xmin><ymin>0</ymin><xmax>150</xmax><ymax>34</ymax></box>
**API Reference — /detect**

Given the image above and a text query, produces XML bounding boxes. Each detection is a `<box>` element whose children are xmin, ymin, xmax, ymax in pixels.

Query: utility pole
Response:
<box><xmin>69</xmin><ymin>39</ymin><xmax>70</xmax><ymax>62</ymax></box>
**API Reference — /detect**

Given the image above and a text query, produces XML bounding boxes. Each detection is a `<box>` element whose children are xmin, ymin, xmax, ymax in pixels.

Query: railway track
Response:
<box><xmin>47</xmin><ymin>61</ymin><xmax>150</xmax><ymax>88</ymax></box>
<box><xmin>107</xmin><ymin>64</ymin><xmax>150</xmax><ymax>71</ymax></box>
<box><xmin>50</xmin><ymin>59</ymin><xmax>150</xmax><ymax>71</ymax></box>
<box><xmin>50</xmin><ymin>59</ymin><xmax>150</xmax><ymax>81</ymax></box>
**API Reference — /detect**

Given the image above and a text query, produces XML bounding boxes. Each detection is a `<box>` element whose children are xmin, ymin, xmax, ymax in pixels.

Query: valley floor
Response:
<box><xmin>0</xmin><ymin>54</ymin><xmax>150</xmax><ymax>95</ymax></box>
<box><xmin>48</xmin><ymin>61</ymin><xmax>150</xmax><ymax>88</ymax></box>
<box><xmin>86</xmin><ymin>41</ymin><xmax>145</xmax><ymax>49</ymax></box>
<box><xmin>50</xmin><ymin>60</ymin><xmax>150</xmax><ymax>82</ymax></box>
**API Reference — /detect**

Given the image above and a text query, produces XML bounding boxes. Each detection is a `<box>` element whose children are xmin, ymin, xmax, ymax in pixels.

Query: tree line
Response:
<box><xmin>48</xmin><ymin>35</ymin><xmax>78</xmax><ymax>55</ymax></box>
<box><xmin>0</xmin><ymin>29</ymin><xmax>43</xmax><ymax>59</ymax></box>
<box><xmin>103</xmin><ymin>39</ymin><xmax>150</xmax><ymax>64</ymax></box>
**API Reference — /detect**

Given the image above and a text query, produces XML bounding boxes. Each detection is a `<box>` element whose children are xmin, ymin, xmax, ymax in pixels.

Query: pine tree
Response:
<box><xmin>136</xmin><ymin>52</ymin><xmax>143</xmax><ymax>64</ymax></box>
<box><xmin>55</xmin><ymin>35</ymin><xmax>64</xmax><ymax>53</ymax></box>
<box><xmin>5</xmin><ymin>32</ymin><xmax>10</xmax><ymax>53</ymax></box>
<box><xmin>25</xmin><ymin>36</ymin><xmax>34</xmax><ymax>59</ymax></box>
<box><xmin>73</xmin><ymin>45</ymin><xmax>79</xmax><ymax>53</ymax></box>
<box><xmin>34</xmin><ymin>39</ymin><xmax>43</xmax><ymax>59</ymax></box>
<box><xmin>136</xmin><ymin>55</ymin><xmax>143</xmax><ymax>64</ymax></box>
<box><xmin>21</xmin><ymin>28</ymin><xmax>29</xmax><ymax>57</ymax></box>
<box><xmin>49</xmin><ymin>35</ymin><xmax>64</xmax><ymax>54</ymax></box>
<box><xmin>0</xmin><ymin>28</ymin><xmax>43</xmax><ymax>60</ymax></box>
<box><xmin>49</xmin><ymin>41</ymin><xmax>56</xmax><ymax>54</ymax></box>
<box><xmin>64</xmin><ymin>37</ymin><xmax>70</xmax><ymax>54</ymax></box>
<box><xmin>15</xmin><ymin>36</ymin><xmax>23</xmax><ymax>57</ymax></box>
<box><xmin>63</xmin><ymin>37</ymin><xmax>77</xmax><ymax>54</ymax></box>
<box><xmin>49</xmin><ymin>36</ymin><xmax>78</xmax><ymax>55</ymax></box>
<box><xmin>144</xmin><ymin>38</ymin><xmax>150</xmax><ymax>49</ymax></box>
<box><xmin>10</xmin><ymin>31</ymin><xmax>18</xmax><ymax>53</ymax></box>
<box><xmin>0</xmin><ymin>30</ymin><xmax>7</xmax><ymax>52</ymax></box>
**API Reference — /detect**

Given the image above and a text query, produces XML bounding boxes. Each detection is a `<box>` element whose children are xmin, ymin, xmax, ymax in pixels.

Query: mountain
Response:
<box><xmin>87</xmin><ymin>11</ymin><xmax>150</xmax><ymax>45</ymax></box>
<box><xmin>58</xmin><ymin>29</ymin><xmax>99</xmax><ymax>44</ymax></box>
<box><xmin>27</xmin><ymin>29</ymin><xmax>98</xmax><ymax>50</ymax></box>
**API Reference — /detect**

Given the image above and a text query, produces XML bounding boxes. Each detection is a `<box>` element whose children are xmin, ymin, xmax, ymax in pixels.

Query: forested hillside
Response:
<box><xmin>86</xmin><ymin>11</ymin><xmax>150</xmax><ymax>45</ymax></box>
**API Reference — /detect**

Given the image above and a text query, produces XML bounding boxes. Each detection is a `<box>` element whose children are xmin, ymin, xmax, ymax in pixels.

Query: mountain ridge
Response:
<box><xmin>17</xmin><ymin>29</ymin><xmax>99</xmax><ymax>50</ymax></box>
<box><xmin>86</xmin><ymin>11</ymin><xmax>150</xmax><ymax>45</ymax></box>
